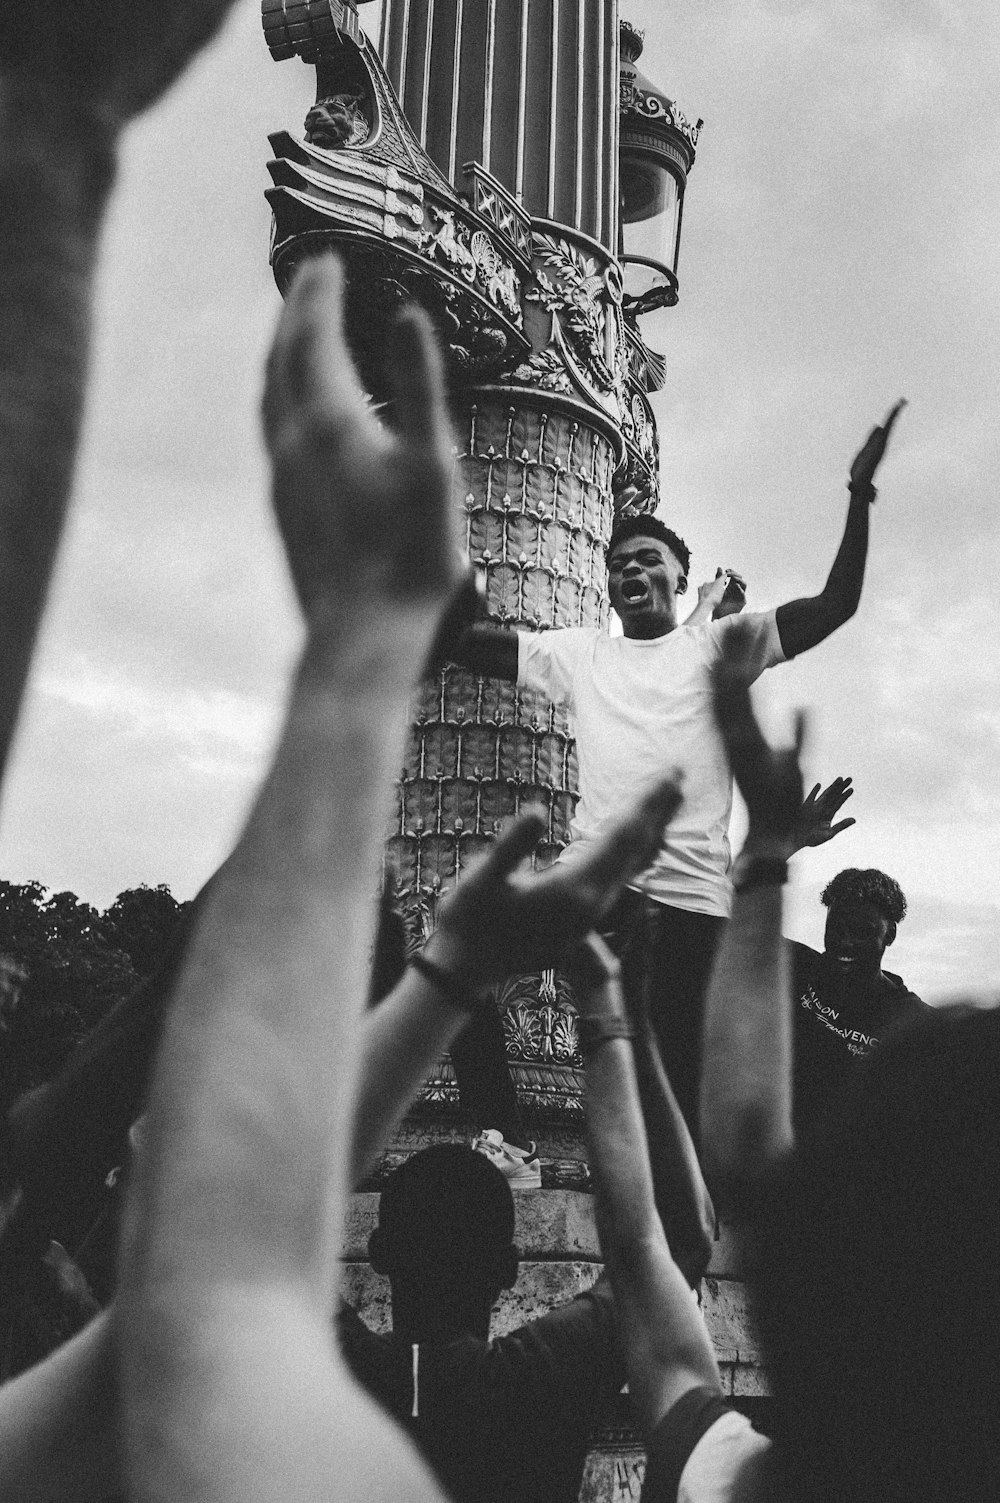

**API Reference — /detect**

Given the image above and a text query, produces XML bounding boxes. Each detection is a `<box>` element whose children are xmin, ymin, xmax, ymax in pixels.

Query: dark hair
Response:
<box><xmin>377</xmin><ymin>1144</ymin><xmax>515</xmax><ymax>1269</ymax></box>
<box><xmin>606</xmin><ymin>516</ymin><xmax>691</xmax><ymax>579</ymax></box>
<box><xmin>751</xmin><ymin>1004</ymin><xmax>1000</xmax><ymax>1501</ymax></box>
<box><xmin>821</xmin><ymin>867</ymin><xmax>907</xmax><ymax>925</ymax></box>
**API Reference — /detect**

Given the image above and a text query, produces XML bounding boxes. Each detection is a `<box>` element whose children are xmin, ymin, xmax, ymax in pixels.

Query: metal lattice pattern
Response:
<box><xmin>390</xmin><ymin>397</ymin><xmax>617</xmax><ymax>937</ymax></box>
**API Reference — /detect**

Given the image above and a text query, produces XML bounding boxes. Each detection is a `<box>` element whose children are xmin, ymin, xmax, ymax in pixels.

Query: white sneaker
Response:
<box><xmin>472</xmin><ymin>1129</ymin><xmax>542</xmax><ymax>1189</ymax></box>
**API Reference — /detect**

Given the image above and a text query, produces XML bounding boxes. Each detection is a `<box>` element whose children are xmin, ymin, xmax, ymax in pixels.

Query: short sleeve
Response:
<box><xmin>517</xmin><ymin>628</ymin><xmax>597</xmax><ymax>708</ymax></box>
<box><xmin>643</xmin><ymin>1392</ymin><xmax>771</xmax><ymax>1503</ymax></box>
<box><xmin>712</xmin><ymin>610</ymin><xmax>785</xmax><ymax>683</ymax></box>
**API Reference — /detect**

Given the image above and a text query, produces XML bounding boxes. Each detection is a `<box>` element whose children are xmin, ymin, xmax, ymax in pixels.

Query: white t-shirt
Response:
<box><xmin>677</xmin><ymin>1410</ymin><xmax>773</xmax><ymax>1502</ymax></box>
<box><xmin>517</xmin><ymin>612</ymin><xmax>785</xmax><ymax>917</ymax></box>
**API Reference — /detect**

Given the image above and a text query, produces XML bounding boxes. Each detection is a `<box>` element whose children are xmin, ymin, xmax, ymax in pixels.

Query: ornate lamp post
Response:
<box><xmin>261</xmin><ymin>0</ymin><xmax>699</xmax><ymax>1123</ymax></box>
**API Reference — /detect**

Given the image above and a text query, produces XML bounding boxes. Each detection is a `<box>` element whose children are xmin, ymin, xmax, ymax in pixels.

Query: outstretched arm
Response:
<box><xmin>577</xmin><ymin>936</ymin><xmax>721</xmax><ymax>1439</ymax></box>
<box><xmin>701</xmin><ymin>626</ymin><xmax>803</xmax><ymax>1211</ymax></box>
<box><xmin>115</xmin><ymin>258</ymin><xmax>452</xmax><ymax>1503</ymax></box>
<box><xmin>775</xmin><ymin>401</ymin><xmax>905</xmax><ymax>658</ymax></box>
<box><xmin>0</xmin><ymin>0</ymin><xmax>238</xmax><ymax>791</ymax></box>
<box><xmin>352</xmin><ymin>776</ymin><xmax>684</xmax><ymax>1179</ymax></box>
<box><xmin>445</xmin><ymin>621</ymin><xmax>520</xmax><ymax>680</ymax></box>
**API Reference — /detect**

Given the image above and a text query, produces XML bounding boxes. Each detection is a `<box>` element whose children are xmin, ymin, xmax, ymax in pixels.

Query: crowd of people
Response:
<box><xmin>0</xmin><ymin>4</ymin><xmax>997</xmax><ymax>1501</ymax></box>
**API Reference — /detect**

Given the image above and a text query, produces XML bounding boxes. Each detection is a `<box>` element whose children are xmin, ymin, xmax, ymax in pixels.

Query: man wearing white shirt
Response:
<box><xmin>454</xmin><ymin>404</ymin><xmax>904</xmax><ymax>1136</ymax></box>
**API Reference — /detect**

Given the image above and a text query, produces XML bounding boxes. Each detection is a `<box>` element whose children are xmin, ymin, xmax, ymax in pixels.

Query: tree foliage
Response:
<box><xmin>0</xmin><ymin>880</ymin><xmax>188</xmax><ymax>1109</ymax></box>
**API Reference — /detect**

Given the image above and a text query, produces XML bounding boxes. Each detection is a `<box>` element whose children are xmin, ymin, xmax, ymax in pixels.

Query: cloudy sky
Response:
<box><xmin>1</xmin><ymin>0</ymin><xmax>997</xmax><ymax>1001</ymax></box>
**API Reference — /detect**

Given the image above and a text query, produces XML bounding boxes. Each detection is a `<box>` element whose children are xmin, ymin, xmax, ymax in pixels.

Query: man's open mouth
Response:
<box><xmin>621</xmin><ymin>580</ymin><xmax>648</xmax><ymax>603</ymax></box>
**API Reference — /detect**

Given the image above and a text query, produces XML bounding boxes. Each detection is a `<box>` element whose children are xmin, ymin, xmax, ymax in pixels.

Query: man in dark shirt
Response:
<box><xmin>338</xmin><ymin>1143</ymin><xmax>622</xmax><ymax>1503</ymax></box>
<box><xmin>790</xmin><ymin>867</ymin><xmax>930</xmax><ymax>1134</ymax></box>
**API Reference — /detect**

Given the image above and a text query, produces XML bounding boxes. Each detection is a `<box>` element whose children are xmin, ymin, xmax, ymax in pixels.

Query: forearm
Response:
<box><xmin>451</xmin><ymin>622</ymin><xmax>519</xmax><ymax>680</ymax></box>
<box><xmin>631</xmin><ymin>1033</ymin><xmax>715</xmax><ymax>1286</ymax></box>
<box><xmin>351</xmin><ymin>970</ymin><xmax>470</xmax><ymax>1182</ymax></box>
<box><xmin>587</xmin><ymin>1038</ymin><xmax>720</xmax><ymax>1435</ymax></box>
<box><xmin>118</xmin><ymin>610</ymin><xmax>436</xmax><ymax>1312</ymax></box>
<box><xmin>0</xmin><ymin>1310</ymin><xmax>119</xmax><ymax>1502</ymax></box>
<box><xmin>700</xmin><ymin>881</ymin><xmax>792</xmax><ymax>1202</ymax></box>
<box><xmin>776</xmin><ymin>492</ymin><xmax>870</xmax><ymax>656</ymax></box>
<box><xmin>0</xmin><ymin>81</ymin><xmax>117</xmax><ymax>783</ymax></box>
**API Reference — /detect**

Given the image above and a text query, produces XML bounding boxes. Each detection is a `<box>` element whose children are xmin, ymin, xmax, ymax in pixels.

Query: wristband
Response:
<box><xmin>733</xmin><ymin>855</ymin><xmax>788</xmax><ymax>893</ymax></box>
<box><xmin>578</xmin><ymin>1014</ymin><xmax>635</xmax><ymax>1056</ymax></box>
<box><xmin>410</xmin><ymin>952</ymin><xmax>488</xmax><ymax>1012</ymax></box>
<box><xmin>847</xmin><ymin>480</ymin><xmax>877</xmax><ymax>504</ymax></box>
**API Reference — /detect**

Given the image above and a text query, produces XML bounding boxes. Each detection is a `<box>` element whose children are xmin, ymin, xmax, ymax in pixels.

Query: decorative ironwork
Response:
<box><xmin>619</xmin><ymin>26</ymin><xmax>702</xmax><ymax>153</ymax></box>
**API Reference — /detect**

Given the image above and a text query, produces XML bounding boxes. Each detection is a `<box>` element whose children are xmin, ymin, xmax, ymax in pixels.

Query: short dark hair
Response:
<box><xmin>377</xmin><ymin>1144</ymin><xmax>514</xmax><ymax>1269</ymax></box>
<box><xmin>606</xmin><ymin>515</ymin><xmax>691</xmax><ymax>579</ymax></box>
<box><xmin>751</xmin><ymin>1004</ymin><xmax>1000</xmax><ymax>1501</ymax></box>
<box><xmin>821</xmin><ymin>868</ymin><xmax>907</xmax><ymax>926</ymax></box>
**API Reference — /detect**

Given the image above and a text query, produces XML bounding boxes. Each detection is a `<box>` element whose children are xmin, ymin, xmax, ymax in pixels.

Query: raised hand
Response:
<box><xmin>790</xmin><ymin>777</ymin><xmax>855</xmax><ymax>853</ymax></box>
<box><xmin>423</xmin><ymin>776</ymin><xmax>683</xmax><ymax>989</ymax></box>
<box><xmin>849</xmin><ymin>399</ymin><xmax>907</xmax><ymax>496</ymax></box>
<box><xmin>0</xmin><ymin>0</ymin><xmax>240</xmax><ymax>124</ymax></box>
<box><xmin>686</xmin><ymin>569</ymin><xmax>745</xmax><ymax>626</ymax></box>
<box><xmin>262</xmin><ymin>255</ymin><xmax>461</xmax><ymax>636</ymax></box>
<box><xmin>712</xmin><ymin>622</ymin><xmax>805</xmax><ymax>851</ymax></box>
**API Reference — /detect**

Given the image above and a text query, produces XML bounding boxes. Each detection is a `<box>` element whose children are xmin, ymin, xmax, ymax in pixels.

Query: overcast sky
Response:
<box><xmin>1</xmin><ymin>0</ymin><xmax>997</xmax><ymax>1001</ymax></box>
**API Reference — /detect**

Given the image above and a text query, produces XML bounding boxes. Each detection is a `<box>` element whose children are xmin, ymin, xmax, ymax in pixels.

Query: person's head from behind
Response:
<box><xmin>820</xmin><ymin>867</ymin><xmax>906</xmax><ymax>983</ymax></box>
<box><xmin>369</xmin><ymin>1144</ymin><xmax>518</xmax><ymax>1338</ymax></box>
<box><xmin>605</xmin><ymin>516</ymin><xmax>690</xmax><ymax>639</ymax></box>
<box><xmin>753</xmin><ymin>1003</ymin><xmax>1000</xmax><ymax>1501</ymax></box>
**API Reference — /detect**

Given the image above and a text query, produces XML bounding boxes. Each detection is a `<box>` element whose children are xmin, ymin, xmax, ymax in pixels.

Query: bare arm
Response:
<box><xmin>684</xmin><ymin>569</ymin><xmax>746</xmax><ymax>627</ymax></box>
<box><xmin>115</xmin><ymin>259</ymin><xmax>451</xmax><ymax>1503</ymax></box>
<box><xmin>629</xmin><ymin>1023</ymin><xmax>716</xmax><ymax>1289</ymax></box>
<box><xmin>352</xmin><ymin>776</ymin><xmax>684</xmax><ymax>1180</ymax></box>
<box><xmin>775</xmin><ymin>402</ymin><xmax>905</xmax><ymax>658</ymax></box>
<box><xmin>0</xmin><ymin>0</ymin><xmax>238</xmax><ymax>790</ymax></box>
<box><xmin>700</xmin><ymin>626</ymin><xmax>802</xmax><ymax>1211</ymax></box>
<box><xmin>0</xmin><ymin>1312</ymin><xmax>118</xmax><ymax>1503</ymax></box>
<box><xmin>452</xmin><ymin>621</ymin><xmax>520</xmax><ymax>680</ymax></box>
<box><xmin>578</xmin><ymin>937</ymin><xmax>721</xmax><ymax>1439</ymax></box>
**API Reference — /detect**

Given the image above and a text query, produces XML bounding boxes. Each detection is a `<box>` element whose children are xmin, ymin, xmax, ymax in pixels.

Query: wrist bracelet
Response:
<box><xmin>733</xmin><ymin>856</ymin><xmax>788</xmax><ymax>893</ymax></box>
<box><xmin>410</xmin><ymin>952</ymin><xmax>487</xmax><ymax>1012</ymax></box>
<box><xmin>578</xmin><ymin>1014</ymin><xmax>636</xmax><ymax>1057</ymax></box>
<box><xmin>848</xmin><ymin>481</ymin><xmax>877</xmax><ymax>504</ymax></box>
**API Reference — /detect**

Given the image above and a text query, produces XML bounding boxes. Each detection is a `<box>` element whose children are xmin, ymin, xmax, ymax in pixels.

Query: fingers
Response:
<box><xmin>830</xmin><ymin>817</ymin><xmax>856</xmax><ymax>836</ymax></box>
<box><xmin>881</xmin><ymin>398</ymin><xmax>907</xmax><ymax>441</ymax></box>
<box><xmin>385</xmin><ymin>305</ymin><xmax>451</xmax><ymax>456</ymax></box>
<box><xmin>478</xmin><ymin>806</ymin><xmax>548</xmax><ymax>880</ymax></box>
<box><xmin>263</xmin><ymin>255</ymin><xmax>368</xmax><ymax>452</ymax></box>
<box><xmin>580</xmin><ymin>775</ymin><xmax>684</xmax><ymax>895</ymax></box>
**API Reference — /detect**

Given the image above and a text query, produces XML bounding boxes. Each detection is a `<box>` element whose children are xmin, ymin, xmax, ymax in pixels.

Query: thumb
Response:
<box><xmin>480</xmin><ymin>807</ymin><xmax>548</xmax><ymax>879</ymax></box>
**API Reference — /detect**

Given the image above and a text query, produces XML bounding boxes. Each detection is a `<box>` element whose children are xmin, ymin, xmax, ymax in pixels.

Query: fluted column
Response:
<box><xmin>379</xmin><ymin>0</ymin><xmax>619</xmax><ymax>249</ymax></box>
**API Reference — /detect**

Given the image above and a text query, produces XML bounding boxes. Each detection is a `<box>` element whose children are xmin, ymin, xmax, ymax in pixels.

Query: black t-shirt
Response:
<box><xmin>790</xmin><ymin>941</ymin><xmax>929</xmax><ymax>1135</ymax></box>
<box><xmin>338</xmin><ymin>1275</ymin><xmax>622</xmax><ymax>1503</ymax></box>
